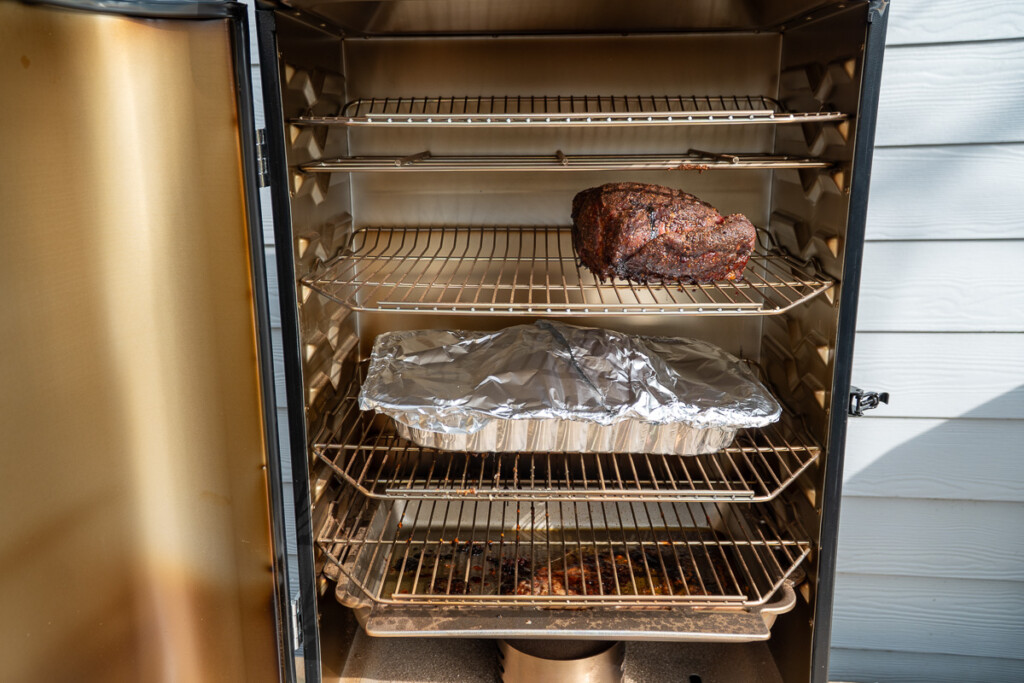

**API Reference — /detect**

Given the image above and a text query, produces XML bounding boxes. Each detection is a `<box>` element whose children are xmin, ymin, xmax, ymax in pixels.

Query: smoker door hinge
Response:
<box><xmin>849</xmin><ymin>387</ymin><xmax>889</xmax><ymax>416</ymax></box>
<box><xmin>255</xmin><ymin>128</ymin><xmax>270</xmax><ymax>188</ymax></box>
<box><xmin>290</xmin><ymin>598</ymin><xmax>302</xmax><ymax>652</ymax></box>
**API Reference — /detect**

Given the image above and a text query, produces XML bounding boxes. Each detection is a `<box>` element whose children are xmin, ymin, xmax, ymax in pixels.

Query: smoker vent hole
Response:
<box><xmin>689</xmin><ymin>676</ymin><xmax>703</xmax><ymax>683</ymax></box>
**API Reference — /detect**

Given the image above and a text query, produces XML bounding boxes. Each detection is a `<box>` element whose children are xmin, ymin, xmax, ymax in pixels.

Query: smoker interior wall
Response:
<box><xmin>271</xmin><ymin>12</ymin><xmax>352</xmax><ymax>511</ymax></box>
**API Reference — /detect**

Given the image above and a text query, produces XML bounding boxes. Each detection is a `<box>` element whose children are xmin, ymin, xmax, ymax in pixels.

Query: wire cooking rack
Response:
<box><xmin>314</xmin><ymin>372</ymin><xmax>821</xmax><ymax>503</ymax></box>
<box><xmin>300</xmin><ymin>151</ymin><xmax>831</xmax><ymax>173</ymax></box>
<box><xmin>302</xmin><ymin>226</ymin><xmax>834</xmax><ymax>315</ymax></box>
<box><xmin>295</xmin><ymin>94</ymin><xmax>847</xmax><ymax>127</ymax></box>
<box><xmin>319</xmin><ymin>492</ymin><xmax>810</xmax><ymax>609</ymax></box>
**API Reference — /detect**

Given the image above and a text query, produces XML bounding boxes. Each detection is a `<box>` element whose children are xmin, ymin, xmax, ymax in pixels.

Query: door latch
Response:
<box><xmin>848</xmin><ymin>387</ymin><xmax>889</xmax><ymax>416</ymax></box>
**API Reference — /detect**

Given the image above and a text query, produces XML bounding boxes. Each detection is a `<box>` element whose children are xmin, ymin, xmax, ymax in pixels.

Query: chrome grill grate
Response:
<box><xmin>301</xmin><ymin>152</ymin><xmax>831</xmax><ymax>173</ymax></box>
<box><xmin>295</xmin><ymin>94</ymin><xmax>847</xmax><ymax>127</ymax></box>
<box><xmin>319</xmin><ymin>494</ymin><xmax>809</xmax><ymax>608</ymax></box>
<box><xmin>303</xmin><ymin>227</ymin><xmax>834</xmax><ymax>315</ymax></box>
<box><xmin>315</xmin><ymin>368</ymin><xmax>812</xmax><ymax>611</ymax></box>
<box><xmin>314</xmin><ymin>372</ymin><xmax>821</xmax><ymax>503</ymax></box>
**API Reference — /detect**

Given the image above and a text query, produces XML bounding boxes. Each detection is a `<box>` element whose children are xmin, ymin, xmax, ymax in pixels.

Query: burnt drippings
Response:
<box><xmin>386</xmin><ymin>544</ymin><xmax>742</xmax><ymax>599</ymax></box>
<box><xmin>498</xmin><ymin>556</ymin><xmax>533</xmax><ymax>595</ymax></box>
<box><xmin>671</xmin><ymin>163</ymin><xmax>710</xmax><ymax>172</ymax></box>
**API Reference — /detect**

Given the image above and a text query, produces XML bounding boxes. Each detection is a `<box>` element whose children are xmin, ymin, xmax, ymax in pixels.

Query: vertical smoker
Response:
<box><xmin>0</xmin><ymin>0</ymin><xmax>889</xmax><ymax>682</ymax></box>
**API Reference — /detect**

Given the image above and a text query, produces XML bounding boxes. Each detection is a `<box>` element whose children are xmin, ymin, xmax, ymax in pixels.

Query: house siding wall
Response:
<box><xmin>832</xmin><ymin>1</ymin><xmax>1024</xmax><ymax>680</ymax></box>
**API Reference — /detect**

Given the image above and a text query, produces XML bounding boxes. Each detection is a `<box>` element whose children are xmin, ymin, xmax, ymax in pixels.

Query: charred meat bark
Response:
<box><xmin>570</xmin><ymin>182</ymin><xmax>757</xmax><ymax>283</ymax></box>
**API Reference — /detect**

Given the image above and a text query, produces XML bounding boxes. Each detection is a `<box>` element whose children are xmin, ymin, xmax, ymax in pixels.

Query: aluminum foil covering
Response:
<box><xmin>359</xmin><ymin>321</ymin><xmax>781</xmax><ymax>455</ymax></box>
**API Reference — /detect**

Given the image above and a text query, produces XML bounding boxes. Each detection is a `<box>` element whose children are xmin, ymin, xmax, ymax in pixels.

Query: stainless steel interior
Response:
<box><xmin>266</xmin><ymin>1</ymin><xmax>873</xmax><ymax>680</ymax></box>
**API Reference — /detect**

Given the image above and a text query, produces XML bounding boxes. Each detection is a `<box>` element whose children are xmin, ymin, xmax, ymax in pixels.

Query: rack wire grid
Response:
<box><xmin>314</xmin><ymin>372</ymin><xmax>821</xmax><ymax>503</ymax></box>
<box><xmin>300</xmin><ymin>151</ymin><xmax>832</xmax><ymax>173</ymax></box>
<box><xmin>318</xmin><ymin>491</ymin><xmax>810</xmax><ymax>609</ymax></box>
<box><xmin>296</xmin><ymin>94</ymin><xmax>848</xmax><ymax>127</ymax></box>
<box><xmin>302</xmin><ymin>226</ymin><xmax>834</xmax><ymax>316</ymax></box>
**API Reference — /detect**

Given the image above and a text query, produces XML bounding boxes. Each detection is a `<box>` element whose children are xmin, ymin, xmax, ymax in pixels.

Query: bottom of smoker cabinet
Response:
<box><xmin>324</xmin><ymin>636</ymin><xmax>785</xmax><ymax>683</ymax></box>
<box><xmin>319</xmin><ymin>599</ymin><xmax>787</xmax><ymax>683</ymax></box>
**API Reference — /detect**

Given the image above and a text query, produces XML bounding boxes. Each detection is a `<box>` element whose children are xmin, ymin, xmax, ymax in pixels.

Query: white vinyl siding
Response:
<box><xmin>866</xmin><ymin>145</ymin><xmax>1024</xmax><ymax>241</ymax></box>
<box><xmin>833</xmin><ymin>0</ymin><xmax>1024</xmax><ymax>680</ymax></box>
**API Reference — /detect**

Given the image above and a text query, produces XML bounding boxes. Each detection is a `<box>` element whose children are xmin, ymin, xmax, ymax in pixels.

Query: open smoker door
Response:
<box><xmin>0</xmin><ymin>1</ymin><xmax>296</xmax><ymax>681</ymax></box>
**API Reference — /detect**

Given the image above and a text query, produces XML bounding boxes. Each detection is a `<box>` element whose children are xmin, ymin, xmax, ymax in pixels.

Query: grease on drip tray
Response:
<box><xmin>380</xmin><ymin>529</ymin><xmax>743</xmax><ymax>601</ymax></box>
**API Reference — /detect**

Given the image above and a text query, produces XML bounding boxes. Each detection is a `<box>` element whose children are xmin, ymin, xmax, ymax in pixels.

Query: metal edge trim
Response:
<box><xmin>228</xmin><ymin>9</ymin><xmax>296</xmax><ymax>683</ymax></box>
<box><xmin>366</xmin><ymin>629</ymin><xmax>772</xmax><ymax>642</ymax></box>
<box><xmin>810</xmin><ymin>7</ymin><xmax>889</xmax><ymax>683</ymax></box>
<box><xmin>359</xmin><ymin>592</ymin><xmax>799</xmax><ymax>640</ymax></box>
<box><xmin>281</xmin><ymin>1</ymin><xmax>873</xmax><ymax>40</ymax></box>
<box><xmin>19</xmin><ymin>0</ymin><xmax>244</xmax><ymax>19</ymax></box>
<box><xmin>256</xmin><ymin>8</ymin><xmax>324</xmax><ymax>683</ymax></box>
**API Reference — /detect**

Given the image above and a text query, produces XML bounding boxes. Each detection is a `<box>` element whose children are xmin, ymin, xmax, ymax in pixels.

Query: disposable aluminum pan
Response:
<box><xmin>360</xmin><ymin>321</ymin><xmax>781</xmax><ymax>456</ymax></box>
<box><xmin>391</xmin><ymin>418</ymin><xmax>737</xmax><ymax>456</ymax></box>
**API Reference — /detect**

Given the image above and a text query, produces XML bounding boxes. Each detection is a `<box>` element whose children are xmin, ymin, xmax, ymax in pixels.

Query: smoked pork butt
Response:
<box><xmin>570</xmin><ymin>182</ymin><xmax>757</xmax><ymax>283</ymax></box>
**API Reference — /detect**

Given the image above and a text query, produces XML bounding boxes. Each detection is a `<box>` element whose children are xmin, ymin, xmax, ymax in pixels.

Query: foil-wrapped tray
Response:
<box><xmin>359</xmin><ymin>321</ymin><xmax>781</xmax><ymax>456</ymax></box>
<box><xmin>390</xmin><ymin>418</ymin><xmax>737</xmax><ymax>456</ymax></box>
